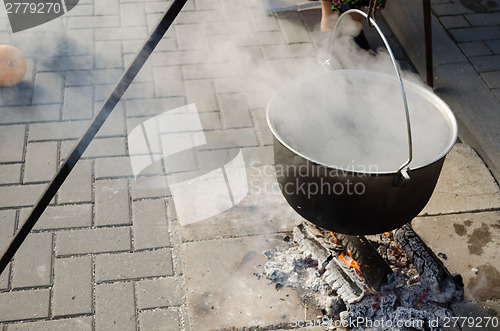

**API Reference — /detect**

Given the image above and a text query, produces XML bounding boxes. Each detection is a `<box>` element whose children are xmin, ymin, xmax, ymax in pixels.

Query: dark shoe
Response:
<box><xmin>353</xmin><ymin>30</ymin><xmax>371</xmax><ymax>50</ymax></box>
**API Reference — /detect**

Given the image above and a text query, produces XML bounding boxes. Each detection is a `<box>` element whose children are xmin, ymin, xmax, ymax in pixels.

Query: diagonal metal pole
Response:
<box><xmin>0</xmin><ymin>0</ymin><xmax>188</xmax><ymax>275</ymax></box>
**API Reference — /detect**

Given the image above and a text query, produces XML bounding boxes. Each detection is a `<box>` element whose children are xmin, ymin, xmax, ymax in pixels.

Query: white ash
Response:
<box><xmin>261</xmin><ymin>232</ymin><xmax>457</xmax><ymax>330</ymax></box>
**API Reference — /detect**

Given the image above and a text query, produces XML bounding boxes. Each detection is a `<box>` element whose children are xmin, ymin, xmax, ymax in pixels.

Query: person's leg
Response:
<box><xmin>320</xmin><ymin>1</ymin><xmax>337</xmax><ymax>32</ymax></box>
<box><xmin>320</xmin><ymin>2</ymin><xmax>370</xmax><ymax>50</ymax></box>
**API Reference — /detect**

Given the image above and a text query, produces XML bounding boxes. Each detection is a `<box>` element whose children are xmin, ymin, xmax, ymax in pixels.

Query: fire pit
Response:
<box><xmin>261</xmin><ymin>10</ymin><xmax>463</xmax><ymax>330</ymax></box>
<box><xmin>262</xmin><ymin>221</ymin><xmax>464</xmax><ymax>330</ymax></box>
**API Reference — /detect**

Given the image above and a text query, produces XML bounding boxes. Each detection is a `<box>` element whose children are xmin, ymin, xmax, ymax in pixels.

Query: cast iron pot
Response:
<box><xmin>266</xmin><ymin>10</ymin><xmax>458</xmax><ymax>235</ymax></box>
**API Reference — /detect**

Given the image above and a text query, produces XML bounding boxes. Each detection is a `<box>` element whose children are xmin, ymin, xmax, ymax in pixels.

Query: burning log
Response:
<box><xmin>334</xmin><ymin>233</ymin><xmax>394</xmax><ymax>291</ymax></box>
<box><xmin>293</xmin><ymin>223</ymin><xmax>365</xmax><ymax>304</ymax></box>
<box><xmin>393</xmin><ymin>224</ymin><xmax>464</xmax><ymax>303</ymax></box>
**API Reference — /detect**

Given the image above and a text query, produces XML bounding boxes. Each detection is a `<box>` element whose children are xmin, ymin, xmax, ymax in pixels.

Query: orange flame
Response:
<box><xmin>338</xmin><ymin>251</ymin><xmax>362</xmax><ymax>275</ymax></box>
<box><xmin>329</xmin><ymin>231</ymin><xmax>342</xmax><ymax>246</ymax></box>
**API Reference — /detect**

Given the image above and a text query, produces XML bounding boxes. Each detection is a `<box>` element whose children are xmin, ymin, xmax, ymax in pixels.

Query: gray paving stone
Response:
<box><xmin>62</xmin><ymin>86</ymin><xmax>94</xmax><ymax>120</ymax></box>
<box><xmin>439</xmin><ymin>15</ymin><xmax>470</xmax><ymax>29</ymax></box>
<box><xmin>153</xmin><ymin>66</ymin><xmax>185</xmax><ymax>98</ymax></box>
<box><xmin>0</xmin><ymin>210</ymin><xmax>16</xmax><ymax>254</ymax></box>
<box><xmin>95</xmin><ymin>156</ymin><xmax>136</xmax><ymax>178</ymax></box>
<box><xmin>236</xmin><ymin>31</ymin><xmax>286</xmax><ymax>47</ymax></box>
<box><xmin>182</xmin><ymin>62</ymin><xmax>241</xmax><ymax>80</ymax></box>
<box><xmin>176</xmin><ymin>10</ymin><xmax>225</xmax><ymax>25</ymax></box>
<box><xmin>122</xmin><ymin>82</ymin><xmax>156</xmax><ymax>101</ymax></box>
<box><xmin>95</xmin><ymin>0</ymin><xmax>119</xmax><ymax>15</ymax></box>
<box><xmin>66</xmin><ymin>29</ymin><xmax>94</xmax><ymax>56</ymax></box>
<box><xmin>146</xmin><ymin>1</ymin><xmax>169</xmax><ymax>14</ymax></box>
<box><xmin>136</xmin><ymin>277</ymin><xmax>184</xmax><ymax>309</ymax></box>
<box><xmin>0</xmin><ymin>289</ymin><xmax>50</xmax><ymax>322</ymax></box>
<box><xmin>0</xmin><ymin>125</ymin><xmax>25</xmax><ymax>163</ymax></box>
<box><xmin>138</xmin><ymin>309</ymin><xmax>181</xmax><ymax>331</ymax></box>
<box><xmin>95</xmin><ymin>178</ymin><xmax>130</xmax><ymax>226</ymax></box>
<box><xmin>246</xmin><ymin>88</ymin><xmax>278</xmax><ymax>109</ymax></box>
<box><xmin>28</xmin><ymin>121</ymin><xmax>86</xmax><ymax>141</ymax></box>
<box><xmin>20</xmin><ymin>204</ymin><xmax>92</xmax><ymax>230</ymax></box>
<box><xmin>55</xmin><ymin>226</ymin><xmax>131</xmax><ymax>256</ymax></box>
<box><xmin>37</xmin><ymin>55</ymin><xmax>94</xmax><ymax>72</ymax></box>
<box><xmin>96</xmin><ymin>103</ymin><xmax>126</xmax><ymax>138</ymax></box>
<box><xmin>279</xmin><ymin>17</ymin><xmax>311</xmax><ymax>44</ymax></box>
<box><xmin>219</xmin><ymin>94</ymin><xmax>253</xmax><ymax>128</ymax></box>
<box><xmin>201</xmin><ymin>128</ymin><xmax>259</xmax><ymax>150</ymax></box>
<box><xmin>241</xmin><ymin>146</ymin><xmax>274</xmax><ymax>166</ymax></box>
<box><xmin>132</xmin><ymin>199</ymin><xmax>170</xmax><ymax>250</ymax></box>
<box><xmin>95</xmin><ymin>41</ymin><xmax>123</xmax><ymax>69</ymax></box>
<box><xmin>433</xmin><ymin>3</ymin><xmax>474</xmax><ymax>15</ymax></box>
<box><xmin>465</xmin><ymin>12</ymin><xmax>500</xmax><ymax>26</ymax></box>
<box><xmin>0</xmin><ymin>264</ymin><xmax>10</xmax><ymax>292</ymax></box>
<box><xmin>0</xmin><ymin>105</ymin><xmax>60</xmax><ymax>125</ymax></box>
<box><xmin>493</xmin><ymin>88</ymin><xmax>500</xmax><ymax>100</ymax></box>
<box><xmin>23</xmin><ymin>141</ymin><xmax>58</xmax><ymax>183</ymax></box>
<box><xmin>32</xmin><ymin>72</ymin><xmax>63</xmax><ymax>105</ymax></box>
<box><xmin>459</xmin><ymin>41</ymin><xmax>492</xmax><ymax>57</ymax></box>
<box><xmin>151</xmin><ymin>50</ymin><xmax>208</xmax><ymax>67</ymax></box>
<box><xmin>202</xmin><ymin>20</ymin><xmax>253</xmax><ymax>37</ymax></box>
<box><xmin>482</xmin><ymin>71</ymin><xmax>500</xmax><ymax>89</ymax></box>
<box><xmin>52</xmin><ymin>256</ymin><xmax>92</xmax><ymax>316</ymax></box>
<box><xmin>95</xmin><ymin>282</ymin><xmax>136</xmax><ymax>331</ymax></box>
<box><xmin>122</xmin><ymin>39</ymin><xmax>146</xmax><ymax>54</ymax></box>
<box><xmin>57</xmin><ymin>159</ymin><xmax>92</xmax><ymax>204</ymax></box>
<box><xmin>451</xmin><ymin>300</ymin><xmax>500</xmax><ymax>331</ymax></box>
<box><xmin>182</xmin><ymin>235</ymin><xmax>310</xmax><ymax>330</ymax></box>
<box><xmin>262</xmin><ymin>43</ymin><xmax>316</xmax><ymax>60</ymax></box>
<box><xmin>184</xmin><ymin>80</ymin><xmax>217</xmax><ymax>112</ymax></box>
<box><xmin>125</xmin><ymin>97</ymin><xmax>186</xmax><ymax>117</ymax></box>
<box><xmin>470</xmin><ymin>54</ymin><xmax>500</xmax><ymax>72</ymax></box>
<box><xmin>413</xmin><ymin>211</ymin><xmax>500</xmax><ymax>301</ymax></box>
<box><xmin>11</xmin><ymin>232</ymin><xmax>52</xmax><ymax>289</ymax></box>
<box><xmin>123</xmin><ymin>55</ymin><xmax>153</xmax><ymax>83</ymax></box>
<box><xmin>95</xmin><ymin>26</ymin><xmax>148</xmax><ymax>41</ymax></box>
<box><xmin>486</xmin><ymin>39</ymin><xmax>500</xmax><ymax>54</ymax></box>
<box><xmin>66</xmin><ymin>3</ymin><xmax>94</xmax><ymax>16</ymax></box>
<box><xmin>65</xmin><ymin>137</ymin><xmax>126</xmax><ymax>158</ymax></box>
<box><xmin>421</xmin><ymin>144</ymin><xmax>500</xmax><ymax>215</ymax></box>
<box><xmin>65</xmin><ymin>69</ymin><xmax>123</xmax><ymax>87</ymax></box>
<box><xmin>179</xmin><ymin>165</ymin><xmax>296</xmax><ymax>241</ymax></box>
<box><xmin>213</xmin><ymin>76</ymin><xmax>271</xmax><ymax>94</ymax></box>
<box><xmin>121</xmin><ymin>3</ymin><xmax>146</xmax><ymax>26</ymax></box>
<box><xmin>252</xmin><ymin>108</ymin><xmax>273</xmax><ymax>146</ymax></box>
<box><xmin>163</xmin><ymin>149</ymin><xmax>197</xmax><ymax>175</ymax></box>
<box><xmin>0</xmin><ymin>164</ymin><xmax>21</xmax><ymax>184</ymax></box>
<box><xmin>175</xmin><ymin>24</ymin><xmax>205</xmax><ymax>50</ymax></box>
<box><xmin>0</xmin><ymin>184</ymin><xmax>46</xmax><ymax>208</ymax></box>
<box><xmin>5</xmin><ymin>317</ymin><xmax>92</xmax><ymax>331</ymax></box>
<box><xmin>68</xmin><ymin>15</ymin><xmax>120</xmax><ymax>29</ymax></box>
<box><xmin>0</xmin><ymin>88</ymin><xmax>32</xmax><ymax>108</ymax></box>
<box><xmin>95</xmin><ymin>249</ymin><xmax>173</xmax><ymax>282</ymax></box>
<box><xmin>130</xmin><ymin>175</ymin><xmax>171</xmax><ymax>200</ymax></box>
<box><xmin>450</xmin><ymin>26</ymin><xmax>500</xmax><ymax>42</ymax></box>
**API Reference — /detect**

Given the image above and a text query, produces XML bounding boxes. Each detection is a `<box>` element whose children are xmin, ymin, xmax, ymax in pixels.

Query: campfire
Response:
<box><xmin>261</xmin><ymin>222</ymin><xmax>464</xmax><ymax>330</ymax></box>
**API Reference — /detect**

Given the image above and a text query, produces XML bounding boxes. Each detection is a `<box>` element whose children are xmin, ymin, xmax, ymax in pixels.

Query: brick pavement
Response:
<box><xmin>0</xmin><ymin>0</ymin><xmax>329</xmax><ymax>329</ymax></box>
<box><xmin>1</xmin><ymin>0</ymin><xmax>498</xmax><ymax>330</ymax></box>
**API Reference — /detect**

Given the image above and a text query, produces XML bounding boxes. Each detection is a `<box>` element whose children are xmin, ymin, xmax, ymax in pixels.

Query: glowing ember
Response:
<box><xmin>329</xmin><ymin>231</ymin><xmax>343</xmax><ymax>248</ymax></box>
<box><xmin>338</xmin><ymin>251</ymin><xmax>362</xmax><ymax>276</ymax></box>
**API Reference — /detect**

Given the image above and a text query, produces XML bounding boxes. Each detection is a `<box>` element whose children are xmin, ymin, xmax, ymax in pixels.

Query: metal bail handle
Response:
<box><xmin>323</xmin><ymin>9</ymin><xmax>413</xmax><ymax>185</ymax></box>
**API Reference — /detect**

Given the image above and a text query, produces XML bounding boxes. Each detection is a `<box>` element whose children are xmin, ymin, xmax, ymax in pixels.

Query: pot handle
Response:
<box><xmin>323</xmin><ymin>9</ymin><xmax>412</xmax><ymax>185</ymax></box>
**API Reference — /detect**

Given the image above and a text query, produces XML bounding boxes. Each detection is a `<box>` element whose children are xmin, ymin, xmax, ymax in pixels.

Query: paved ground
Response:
<box><xmin>0</xmin><ymin>0</ymin><xmax>499</xmax><ymax>330</ymax></box>
<box><xmin>383</xmin><ymin>0</ymin><xmax>500</xmax><ymax>181</ymax></box>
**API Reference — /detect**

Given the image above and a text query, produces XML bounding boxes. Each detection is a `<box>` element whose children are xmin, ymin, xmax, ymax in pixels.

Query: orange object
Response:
<box><xmin>0</xmin><ymin>45</ymin><xmax>27</xmax><ymax>87</ymax></box>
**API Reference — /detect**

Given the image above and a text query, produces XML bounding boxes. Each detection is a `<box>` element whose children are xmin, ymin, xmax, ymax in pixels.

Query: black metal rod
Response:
<box><xmin>0</xmin><ymin>0</ymin><xmax>188</xmax><ymax>275</ymax></box>
<box><xmin>423</xmin><ymin>0</ymin><xmax>433</xmax><ymax>87</ymax></box>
